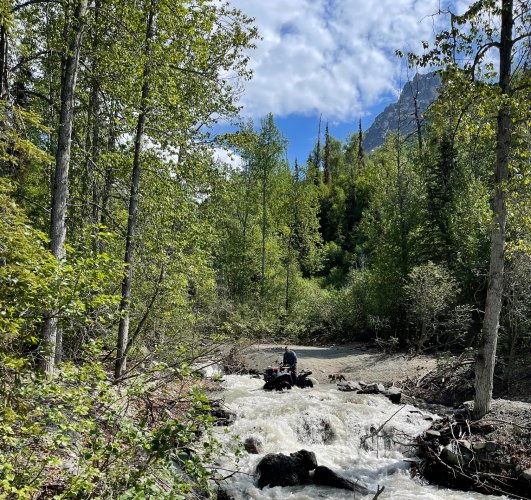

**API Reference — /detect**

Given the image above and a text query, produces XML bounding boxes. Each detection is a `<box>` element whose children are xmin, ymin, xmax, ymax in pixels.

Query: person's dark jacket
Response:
<box><xmin>283</xmin><ymin>350</ymin><xmax>297</xmax><ymax>367</ymax></box>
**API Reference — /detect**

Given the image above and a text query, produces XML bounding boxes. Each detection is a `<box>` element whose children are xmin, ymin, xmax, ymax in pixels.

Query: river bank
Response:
<box><xmin>241</xmin><ymin>343</ymin><xmax>437</xmax><ymax>386</ymax></box>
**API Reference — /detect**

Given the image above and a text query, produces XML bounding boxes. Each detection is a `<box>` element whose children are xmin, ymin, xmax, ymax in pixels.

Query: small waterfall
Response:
<box><xmin>214</xmin><ymin>375</ymin><xmax>501</xmax><ymax>499</ymax></box>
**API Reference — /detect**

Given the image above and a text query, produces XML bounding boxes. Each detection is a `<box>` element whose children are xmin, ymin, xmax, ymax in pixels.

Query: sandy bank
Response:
<box><xmin>243</xmin><ymin>343</ymin><xmax>437</xmax><ymax>385</ymax></box>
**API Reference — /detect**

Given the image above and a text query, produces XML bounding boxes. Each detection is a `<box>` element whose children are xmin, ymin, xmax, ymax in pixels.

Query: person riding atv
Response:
<box><xmin>282</xmin><ymin>346</ymin><xmax>297</xmax><ymax>384</ymax></box>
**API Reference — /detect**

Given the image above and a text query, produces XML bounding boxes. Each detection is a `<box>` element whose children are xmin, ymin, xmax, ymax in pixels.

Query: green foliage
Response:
<box><xmin>0</xmin><ymin>179</ymin><xmax>55</xmax><ymax>348</ymax></box>
<box><xmin>0</xmin><ymin>343</ymin><xmax>217</xmax><ymax>499</ymax></box>
<box><xmin>404</xmin><ymin>262</ymin><xmax>458</xmax><ymax>351</ymax></box>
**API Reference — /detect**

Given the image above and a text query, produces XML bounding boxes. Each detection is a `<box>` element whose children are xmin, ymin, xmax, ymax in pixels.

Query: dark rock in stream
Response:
<box><xmin>244</xmin><ymin>436</ymin><xmax>263</xmax><ymax>454</ymax></box>
<box><xmin>359</xmin><ymin>382</ymin><xmax>386</xmax><ymax>394</ymax></box>
<box><xmin>383</xmin><ymin>386</ymin><xmax>402</xmax><ymax>404</ymax></box>
<box><xmin>216</xmin><ymin>488</ymin><xmax>234</xmax><ymax>500</ymax></box>
<box><xmin>313</xmin><ymin>466</ymin><xmax>370</xmax><ymax>495</ymax></box>
<box><xmin>255</xmin><ymin>450</ymin><xmax>373</xmax><ymax>494</ymax></box>
<box><xmin>337</xmin><ymin>380</ymin><xmax>362</xmax><ymax>392</ymax></box>
<box><xmin>210</xmin><ymin>402</ymin><xmax>235</xmax><ymax>426</ymax></box>
<box><xmin>256</xmin><ymin>449</ymin><xmax>317</xmax><ymax>488</ymax></box>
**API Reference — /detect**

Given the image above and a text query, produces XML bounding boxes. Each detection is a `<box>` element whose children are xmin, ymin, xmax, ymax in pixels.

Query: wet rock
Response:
<box><xmin>256</xmin><ymin>453</ymin><xmax>302</xmax><ymax>488</ymax></box>
<box><xmin>440</xmin><ymin>442</ymin><xmax>473</xmax><ymax>466</ymax></box>
<box><xmin>256</xmin><ymin>449</ymin><xmax>316</xmax><ymax>488</ymax></box>
<box><xmin>522</xmin><ymin>468</ymin><xmax>531</xmax><ymax>481</ymax></box>
<box><xmin>440</xmin><ymin>444</ymin><xmax>460</xmax><ymax>466</ymax></box>
<box><xmin>216</xmin><ymin>488</ymin><xmax>233</xmax><ymax>500</ymax></box>
<box><xmin>321</xmin><ymin>420</ymin><xmax>336</xmax><ymax>444</ymax></box>
<box><xmin>337</xmin><ymin>380</ymin><xmax>402</xmax><ymax>403</ymax></box>
<box><xmin>383</xmin><ymin>386</ymin><xmax>402</xmax><ymax>404</ymax></box>
<box><xmin>472</xmin><ymin>441</ymin><xmax>498</xmax><ymax>452</ymax></box>
<box><xmin>210</xmin><ymin>403</ymin><xmax>235</xmax><ymax>426</ymax></box>
<box><xmin>300</xmin><ymin>416</ymin><xmax>336</xmax><ymax>444</ymax></box>
<box><xmin>290</xmin><ymin>449</ymin><xmax>318</xmax><ymax>471</ymax></box>
<box><xmin>459</xmin><ymin>439</ymin><xmax>471</xmax><ymax>450</ymax></box>
<box><xmin>244</xmin><ymin>437</ymin><xmax>263</xmax><ymax>454</ymax></box>
<box><xmin>425</xmin><ymin>430</ymin><xmax>441</xmax><ymax>438</ymax></box>
<box><xmin>359</xmin><ymin>382</ymin><xmax>385</xmax><ymax>394</ymax></box>
<box><xmin>337</xmin><ymin>381</ymin><xmax>362</xmax><ymax>392</ymax></box>
<box><xmin>312</xmin><ymin>466</ymin><xmax>370</xmax><ymax>495</ymax></box>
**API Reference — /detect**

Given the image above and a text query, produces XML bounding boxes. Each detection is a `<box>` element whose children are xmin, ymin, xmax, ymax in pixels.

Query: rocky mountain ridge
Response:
<box><xmin>363</xmin><ymin>72</ymin><xmax>441</xmax><ymax>151</ymax></box>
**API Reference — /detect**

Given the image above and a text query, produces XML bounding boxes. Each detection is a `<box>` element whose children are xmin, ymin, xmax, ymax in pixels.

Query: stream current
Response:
<box><xmin>214</xmin><ymin>374</ymin><xmax>501</xmax><ymax>499</ymax></box>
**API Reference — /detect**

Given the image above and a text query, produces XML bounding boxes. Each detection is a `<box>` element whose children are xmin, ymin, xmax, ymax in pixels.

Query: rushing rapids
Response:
<box><xmin>214</xmin><ymin>374</ymin><xmax>502</xmax><ymax>499</ymax></box>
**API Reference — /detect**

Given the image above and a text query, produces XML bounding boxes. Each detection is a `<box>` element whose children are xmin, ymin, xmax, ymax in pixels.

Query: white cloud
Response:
<box><xmin>212</xmin><ymin>147</ymin><xmax>244</xmax><ymax>170</ymax></box>
<box><xmin>229</xmin><ymin>0</ymin><xmax>449</xmax><ymax>121</ymax></box>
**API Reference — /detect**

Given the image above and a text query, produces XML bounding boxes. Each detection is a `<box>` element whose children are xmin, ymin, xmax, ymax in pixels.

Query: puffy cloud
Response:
<box><xmin>212</xmin><ymin>147</ymin><xmax>244</xmax><ymax>170</ymax></box>
<box><xmin>229</xmin><ymin>0</ymin><xmax>447</xmax><ymax>121</ymax></box>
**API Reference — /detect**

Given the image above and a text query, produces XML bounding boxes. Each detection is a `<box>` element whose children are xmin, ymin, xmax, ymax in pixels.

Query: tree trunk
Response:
<box><xmin>41</xmin><ymin>0</ymin><xmax>88</xmax><ymax>375</ymax></box>
<box><xmin>0</xmin><ymin>23</ymin><xmax>8</xmax><ymax>99</ymax></box>
<box><xmin>407</xmin><ymin>78</ymin><xmax>423</xmax><ymax>152</ymax></box>
<box><xmin>114</xmin><ymin>6</ymin><xmax>155</xmax><ymax>380</ymax></box>
<box><xmin>473</xmin><ymin>0</ymin><xmax>513</xmax><ymax>419</ymax></box>
<box><xmin>100</xmin><ymin>101</ymin><xmax>117</xmax><ymax>252</ymax></box>
<box><xmin>260</xmin><ymin>160</ymin><xmax>267</xmax><ymax>306</ymax></box>
<box><xmin>89</xmin><ymin>0</ymin><xmax>102</xmax><ymax>252</ymax></box>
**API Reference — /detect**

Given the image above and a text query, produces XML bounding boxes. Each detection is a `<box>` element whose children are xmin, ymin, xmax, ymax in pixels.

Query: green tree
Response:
<box><xmin>411</xmin><ymin>0</ymin><xmax>530</xmax><ymax>418</ymax></box>
<box><xmin>404</xmin><ymin>262</ymin><xmax>458</xmax><ymax>352</ymax></box>
<box><xmin>112</xmin><ymin>0</ymin><xmax>257</xmax><ymax>378</ymax></box>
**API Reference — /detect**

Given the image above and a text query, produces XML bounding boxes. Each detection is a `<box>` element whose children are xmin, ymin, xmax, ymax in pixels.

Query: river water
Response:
<box><xmin>214</xmin><ymin>374</ymin><xmax>500</xmax><ymax>499</ymax></box>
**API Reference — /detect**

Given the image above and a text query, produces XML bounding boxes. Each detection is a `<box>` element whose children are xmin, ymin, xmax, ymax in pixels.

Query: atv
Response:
<box><xmin>263</xmin><ymin>365</ymin><xmax>313</xmax><ymax>391</ymax></box>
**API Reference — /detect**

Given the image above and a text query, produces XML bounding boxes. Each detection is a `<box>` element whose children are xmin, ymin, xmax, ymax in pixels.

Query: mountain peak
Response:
<box><xmin>363</xmin><ymin>72</ymin><xmax>441</xmax><ymax>151</ymax></box>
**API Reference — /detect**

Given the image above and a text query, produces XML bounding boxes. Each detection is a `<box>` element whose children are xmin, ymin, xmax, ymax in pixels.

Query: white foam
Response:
<box><xmin>214</xmin><ymin>375</ymin><xmax>503</xmax><ymax>499</ymax></box>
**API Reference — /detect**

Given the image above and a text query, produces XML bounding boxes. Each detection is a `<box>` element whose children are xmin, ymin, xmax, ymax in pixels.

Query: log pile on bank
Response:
<box><xmin>417</xmin><ymin>409</ymin><xmax>531</xmax><ymax>499</ymax></box>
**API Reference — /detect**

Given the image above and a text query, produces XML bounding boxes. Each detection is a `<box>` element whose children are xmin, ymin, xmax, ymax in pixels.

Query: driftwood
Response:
<box><xmin>418</xmin><ymin>413</ymin><xmax>531</xmax><ymax>499</ymax></box>
<box><xmin>361</xmin><ymin>405</ymin><xmax>406</xmax><ymax>449</ymax></box>
<box><xmin>372</xmin><ymin>485</ymin><xmax>385</xmax><ymax>500</ymax></box>
<box><xmin>404</xmin><ymin>353</ymin><xmax>476</xmax><ymax>406</ymax></box>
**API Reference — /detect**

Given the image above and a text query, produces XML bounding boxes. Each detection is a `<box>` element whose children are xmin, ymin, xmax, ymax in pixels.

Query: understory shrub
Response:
<box><xmin>0</xmin><ymin>344</ymin><xmax>219</xmax><ymax>499</ymax></box>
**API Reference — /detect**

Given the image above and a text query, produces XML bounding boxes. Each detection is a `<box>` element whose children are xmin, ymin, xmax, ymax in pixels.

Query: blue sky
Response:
<box><xmin>214</xmin><ymin>0</ymin><xmax>470</xmax><ymax>167</ymax></box>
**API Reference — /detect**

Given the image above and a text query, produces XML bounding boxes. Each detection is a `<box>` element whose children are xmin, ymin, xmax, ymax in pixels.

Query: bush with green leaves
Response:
<box><xmin>0</xmin><ymin>179</ymin><xmax>55</xmax><ymax>359</ymax></box>
<box><xmin>0</xmin><ymin>184</ymin><xmax>221</xmax><ymax>498</ymax></box>
<box><xmin>0</xmin><ymin>342</ymin><xmax>220</xmax><ymax>499</ymax></box>
<box><xmin>404</xmin><ymin>262</ymin><xmax>459</xmax><ymax>352</ymax></box>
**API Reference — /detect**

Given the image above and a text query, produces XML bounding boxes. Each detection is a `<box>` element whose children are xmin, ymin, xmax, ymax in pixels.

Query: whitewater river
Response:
<box><xmin>214</xmin><ymin>374</ymin><xmax>500</xmax><ymax>500</ymax></box>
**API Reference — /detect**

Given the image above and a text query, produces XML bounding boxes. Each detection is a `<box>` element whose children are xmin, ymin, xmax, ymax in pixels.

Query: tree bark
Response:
<box><xmin>473</xmin><ymin>0</ymin><xmax>513</xmax><ymax>419</ymax></box>
<box><xmin>260</xmin><ymin>156</ymin><xmax>267</xmax><ymax>306</ymax></box>
<box><xmin>114</xmin><ymin>5</ymin><xmax>155</xmax><ymax>380</ymax></box>
<box><xmin>99</xmin><ymin>100</ymin><xmax>117</xmax><ymax>251</ymax></box>
<box><xmin>0</xmin><ymin>23</ymin><xmax>8</xmax><ymax>99</ymax></box>
<box><xmin>285</xmin><ymin>236</ymin><xmax>292</xmax><ymax>312</ymax></box>
<box><xmin>41</xmin><ymin>0</ymin><xmax>88</xmax><ymax>375</ymax></box>
<box><xmin>88</xmin><ymin>0</ymin><xmax>102</xmax><ymax>252</ymax></box>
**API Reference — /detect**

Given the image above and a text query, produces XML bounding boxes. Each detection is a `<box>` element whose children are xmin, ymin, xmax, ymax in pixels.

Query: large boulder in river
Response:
<box><xmin>313</xmin><ymin>466</ymin><xmax>370</xmax><ymax>495</ymax></box>
<box><xmin>256</xmin><ymin>449</ymin><xmax>317</xmax><ymax>488</ymax></box>
<box><xmin>290</xmin><ymin>449</ymin><xmax>318</xmax><ymax>471</ymax></box>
